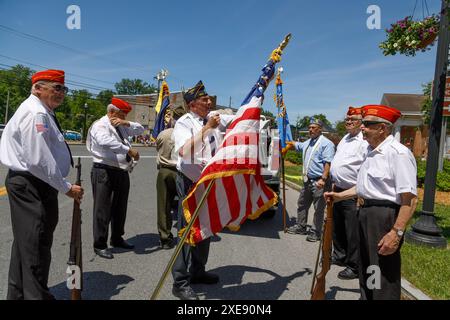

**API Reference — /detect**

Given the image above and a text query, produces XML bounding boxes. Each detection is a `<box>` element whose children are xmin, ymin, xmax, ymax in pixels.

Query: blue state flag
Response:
<box><xmin>151</xmin><ymin>82</ymin><xmax>170</xmax><ymax>140</ymax></box>
<box><xmin>275</xmin><ymin>75</ymin><xmax>292</xmax><ymax>148</ymax></box>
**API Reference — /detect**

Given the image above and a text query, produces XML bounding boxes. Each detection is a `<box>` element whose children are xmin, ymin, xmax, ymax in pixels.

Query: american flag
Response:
<box><xmin>181</xmin><ymin>59</ymin><xmax>280</xmax><ymax>245</ymax></box>
<box><xmin>35</xmin><ymin>123</ymin><xmax>48</xmax><ymax>133</ymax></box>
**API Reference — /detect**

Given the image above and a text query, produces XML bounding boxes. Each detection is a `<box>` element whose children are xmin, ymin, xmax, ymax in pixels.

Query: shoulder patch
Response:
<box><xmin>35</xmin><ymin>113</ymin><xmax>49</xmax><ymax>133</ymax></box>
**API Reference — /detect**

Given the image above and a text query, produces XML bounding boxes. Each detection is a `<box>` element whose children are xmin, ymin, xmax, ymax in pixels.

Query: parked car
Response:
<box><xmin>0</xmin><ymin>124</ymin><xmax>5</xmax><ymax>139</ymax></box>
<box><xmin>64</xmin><ymin>130</ymin><xmax>82</xmax><ymax>141</ymax></box>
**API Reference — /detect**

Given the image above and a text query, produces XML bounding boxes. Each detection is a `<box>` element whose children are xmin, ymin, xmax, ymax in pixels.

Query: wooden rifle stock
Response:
<box><xmin>310</xmin><ymin>198</ymin><xmax>333</xmax><ymax>300</ymax></box>
<box><xmin>68</xmin><ymin>157</ymin><xmax>83</xmax><ymax>300</ymax></box>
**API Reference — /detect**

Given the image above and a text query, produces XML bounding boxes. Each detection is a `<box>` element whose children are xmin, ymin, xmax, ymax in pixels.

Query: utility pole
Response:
<box><xmin>229</xmin><ymin>96</ymin><xmax>232</xmax><ymax>108</ymax></box>
<box><xmin>82</xmin><ymin>103</ymin><xmax>88</xmax><ymax>144</ymax></box>
<box><xmin>405</xmin><ymin>0</ymin><xmax>448</xmax><ymax>248</ymax></box>
<box><xmin>4</xmin><ymin>89</ymin><xmax>10</xmax><ymax>124</ymax></box>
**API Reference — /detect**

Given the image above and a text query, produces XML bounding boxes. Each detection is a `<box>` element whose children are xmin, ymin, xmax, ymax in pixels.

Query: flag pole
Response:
<box><xmin>150</xmin><ymin>179</ymin><xmax>216</xmax><ymax>300</ymax></box>
<box><xmin>281</xmin><ymin>149</ymin><xmax>287</xmax><ymax>232</ymax></box>
<box><xmin>276</xmin><ymin>68</ymin><xmax>288</xmax><ymax>232</ymax></box>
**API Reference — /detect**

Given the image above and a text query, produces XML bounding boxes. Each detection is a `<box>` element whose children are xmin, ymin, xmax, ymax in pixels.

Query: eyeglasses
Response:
<box><xmin>361</xmin><ymin>120</ymin><xmax>387</xmax><ymax>127</ymax></box>
<box><xmin>47</xmin><ymin>84</ymin><xmax>69</xmax><ymax>94</ymax></box>
<box><xmin>345</xmin><ymin>117</ymin><xmax>361</xmax><ymax>122</ymax></box>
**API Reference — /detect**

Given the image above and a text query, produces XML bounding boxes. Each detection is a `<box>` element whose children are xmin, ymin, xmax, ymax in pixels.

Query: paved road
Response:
<box><xmin>0</xmin><ymin>145</ymin><xmax>359</xmax><ymax>300</ymax></box>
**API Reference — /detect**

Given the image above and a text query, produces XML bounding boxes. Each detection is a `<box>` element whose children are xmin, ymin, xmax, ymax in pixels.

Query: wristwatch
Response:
<box><xmin>392</xmin><ymin>227</ymin><xmax>404</xmax><ymax>238</ymax></box>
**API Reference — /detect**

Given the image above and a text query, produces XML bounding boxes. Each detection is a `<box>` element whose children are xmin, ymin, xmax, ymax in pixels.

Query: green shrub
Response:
<box><xmin>416</xmin><ymin>158</ymin><xmax>450</xmax><ymax>191</ymax></box>
<box><xmin>285</xmin><ymin>150</ymin><xmax>302</xmax><ymax>165</ymax></box>
<box><xmin>436</xmin><ymin>170</ymin><xmax>450</xmax><ymax>192</ymax></box>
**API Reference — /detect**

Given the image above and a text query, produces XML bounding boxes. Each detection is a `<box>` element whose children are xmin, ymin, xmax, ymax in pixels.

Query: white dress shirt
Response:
<box><xmin>330</xmin><ymin>131</ymin><xmax>368</xmax><ymax>189</ymax></box>
<box><xmin>86</xmin><ymin>115</ymin><xmax>144</xmax><ymax>170</ymax></box>
<box><xmin>356</xmin><ymin>135</ymin><xmax>417</xmax><ymax>204</ymax></box>
<box><xmin>0</xmin><ymin>94</ymin><xmax>72</xmax><ymax>193</ymax></box>
<box><xmin>172</xmin><ymin>111</ymin><xmax>233</xmax><ymax>182</ymax></box>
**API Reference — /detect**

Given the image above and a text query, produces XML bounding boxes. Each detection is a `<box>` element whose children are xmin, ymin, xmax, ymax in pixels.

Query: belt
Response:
<box><xmin>358</xmin><ymin>198</ymin><xmax>400</xmax><ymax>209</ymax></box>
<box><xmin>93</xmin><ymin>163</ymin><xmax>127</xmax><ymax>172</ymax></box>
<box><xmin>9</xmin><ymin>169</ymin><xmax>34</xmax><ymax>178</ymax></box>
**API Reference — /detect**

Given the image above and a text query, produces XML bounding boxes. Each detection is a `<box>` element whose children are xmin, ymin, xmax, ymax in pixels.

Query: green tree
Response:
<box><xmin>296</xmin><ymin>114</ymin><xmax>332</xmax><ymax>129</ymax></box>
<box><xmin>114</xmin><ymin>79</ymin><xmax>156</xmax><ymax>95</ymax></box>
<box><xmin>261</xmin><ymin>109</ymin><xmax>276</xmax><ymax>119</ymax></box>
<box><xmin>96</xmin><ymin>89</ymin><xmax>115</xmax><ymax>107</ymax></box>
<box><xmin>421</xmin><ymin>81</ymin><xmax>432</xmax><ymax>125</ymax></box>
<box><xmin>0</xmin><ymin>65</ymin><xmax>34</xmax><ymax>123</ymax></box>
<box><xmin>335</xmin><ymin>120</ymin><xmax>347</xmax><ymax>136</ymax></box>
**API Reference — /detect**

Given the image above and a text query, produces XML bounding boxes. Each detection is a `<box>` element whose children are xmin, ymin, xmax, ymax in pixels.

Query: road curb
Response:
<box><xmin>401</xmin><ymin>278</ymin><xmax>432</xmax><ymax>300</ymax></box>
<box><xmin>283</xmin><ymin>179</ymin><xmax>301</xmax><ymax>192</ymax></box>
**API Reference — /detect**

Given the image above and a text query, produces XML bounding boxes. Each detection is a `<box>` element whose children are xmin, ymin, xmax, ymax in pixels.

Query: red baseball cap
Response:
<box><xmin>32</xmin><ymin>69</ymin><xmax>65</xmax><ymax>84</ymax></box>
<box><xmin>347</xmin><ymin>106</ymin><xmax>362</xmax><ymax>116</ymax></box>
<box><xmin>361</xmin><ymin>104</ymin><xmax>401</xmax><ymax>124</ymax></box>
<box><xmin>111</xmin><ymin>97</ymin><xmax>132</xmax><ymax>114</ymax></box>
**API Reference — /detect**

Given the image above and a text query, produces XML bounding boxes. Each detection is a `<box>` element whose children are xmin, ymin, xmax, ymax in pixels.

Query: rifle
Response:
<box><xmin>67</xmin><ymin>157</ymin><xmax>83</xmax><ymax>300</ymax></box>
<box><xmin>310</xmin><ymin>197</ymin><xmax>333</xmax><ymax>300</ymax></box>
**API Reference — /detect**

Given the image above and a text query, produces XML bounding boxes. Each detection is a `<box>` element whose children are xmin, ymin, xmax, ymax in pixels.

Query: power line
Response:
<box><xmin>0</xmin><ymin>53</ymin><xmax>116</xmax><ymax>85</ymax></box>
<box><xmin>0</xmin><ymin>24</ymin><xmax>156</xmax><ymax>73</ymax></box>
<box><xmin>0</xmin><ymin>61</ymin><xmax>113</xmax><ymax>91</ymax></box>
<box><xmin>0</xmin><ymin>66</ymin><xmax>157</xmax><ymax>103</ymax></box>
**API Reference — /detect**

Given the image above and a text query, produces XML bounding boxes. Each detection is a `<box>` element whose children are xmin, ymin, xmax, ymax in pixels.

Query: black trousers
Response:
<box><xmin>358</xmin><ymin>204</ymin><xmax>402</xmax><ymax>300</ymax></box>
<box><xmin>5</xmin><ymin>170</ymin><xmax>59</xmax><ymax>300</ymax></box>
<box><xmin>171</xmin><ymin>172</ymin><xmax>211</xmax><ymax>289</ymax></box>
<box><xmin>91</xmin><ymin>165</ymin><xmax>130</xmax><ymax>249</ymax></box>
<box><xmin>332</xmin><ymin>197</ymin><xmax>359</xmax><ymax>272</ymax></box>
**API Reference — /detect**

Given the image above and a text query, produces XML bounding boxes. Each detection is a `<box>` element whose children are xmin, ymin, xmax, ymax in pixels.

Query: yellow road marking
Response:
<box><xmin>0</xmin><ymin>187</ymin><xmax>7</xmax><ymax>196</ymax></box>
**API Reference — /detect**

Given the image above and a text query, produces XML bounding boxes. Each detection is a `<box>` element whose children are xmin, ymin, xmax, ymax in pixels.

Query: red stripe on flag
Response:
<box><xmin>228</xmin><ymin>108</ymin><xmax>261</xmax><ymax>130</ymax></box>
<box><xmin>202</xmin><ymin>161</ymin><xmax>258</xmax><ymax>176</ymax></box>
<box><xmin>242</xmin><ymin>174</ymin><xmax>252</xmax><ymax>225</ymax></box>
<box><xmin>221</xmin><ymin>132</ymin><xmax>259</xmax><ymax>148</ymax></box>
<box><xmin>224</xmin><ymin>176</ymin><xmax>240</xmax><ymax>222</ymax></box>
<box><xmin>257</xmin><ymin>196</ymin><xmax>264</xmax><ymax>208</ymax></box>
<box><xmin>206</xmin><ymin>181</ymin><xmax>222</xmax><ymax>234</ymax></box>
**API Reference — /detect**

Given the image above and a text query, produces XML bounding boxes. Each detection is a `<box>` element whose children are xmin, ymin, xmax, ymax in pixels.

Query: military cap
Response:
<box><xmin>184</xmin><ymin>80</ymin><xmax>208</xmax><ymax>104</ymax></box>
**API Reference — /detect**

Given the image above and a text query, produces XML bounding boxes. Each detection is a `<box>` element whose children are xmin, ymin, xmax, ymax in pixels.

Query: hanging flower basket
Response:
<box><xmin>379</xmin><ymin>15</ymin><xmax>440</xmax><ymax>57</ymax></box>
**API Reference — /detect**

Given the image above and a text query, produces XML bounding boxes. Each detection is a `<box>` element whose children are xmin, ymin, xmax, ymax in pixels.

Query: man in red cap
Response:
<box><xmin>0</xmin><ymin>69</ymin><xmax>84</xmax><ymax>299</ymax></box>
<box><xmin>86</xmin><ymin>97</ymin><xmax>143</xmax><ymax>259</ymax></box>
<box><xmin>329</xmin><ymin>107</ymin><xmax>368</xmax><ymax>280</ymax></box>
<box><xmin>325</xmin><ymin>105</ymin><xmax>417</xmax><ymax>300</ymax></box>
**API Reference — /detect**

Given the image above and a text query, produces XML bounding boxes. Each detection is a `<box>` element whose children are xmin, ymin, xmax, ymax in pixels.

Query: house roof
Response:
<box><xmin>380</xmin><ymin>93</ymin><xmax>426</xmax><ymax>114</ymax></box>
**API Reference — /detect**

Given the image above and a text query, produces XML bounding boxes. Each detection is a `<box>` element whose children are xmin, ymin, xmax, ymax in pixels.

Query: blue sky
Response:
<box><xmin>0</xmin><ymin>0</ymin><xmax>443</xmax><ymax>123</ymax></box>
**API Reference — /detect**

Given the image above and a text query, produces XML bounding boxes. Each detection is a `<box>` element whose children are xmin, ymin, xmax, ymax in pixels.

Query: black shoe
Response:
<box><xmin>172</xmin><ymin>286</ymin><xmax>199</xmax><ymax>300</ymax></box>
<box><xmin>306</xmin><ymin>232</ymin><xmax>321</xmax><ymax>242</ymax></box>
<box><xmin>338</xmin><ymin>267</ymin><xmax>359</xmax><ymax>280</ymax></box>
<box><xmin>287</xmin><ymin>225</ymin><xmax>308</xmax><ymax>235</ymax></box>
<box><xmin>110</xmin><ymin>239</ymin><xmax>135</xmax><ymax>250</ymax></box>
<box><xmin>160</xmin><ymin>239</ymin><xmax>175</xmax><ymax>250</ymax></box>
<box><xmin>191</xmin><ymin>272</ymin><xmax>219</xmax><ymax>285</ymax></box>
<box><xmin>94</xmin><ymin>248</ymin><xmax>114</xmax><ymax>259</ymax></box>
<box><xmin>331</xmin><ymin>257</ymin><xmax>346</xmax><ymax>267</ymax></box>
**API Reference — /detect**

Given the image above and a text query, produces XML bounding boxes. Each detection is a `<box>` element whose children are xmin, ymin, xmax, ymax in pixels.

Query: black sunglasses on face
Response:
<box><xmin>49</xmin><ymin>84</ymin><xmax>69</xmax><ymax>94</ymax></box>
<box><xmin>362</xmin><ymin>120</ymin><xmax>387</xmax><ymax>127</ymax></box>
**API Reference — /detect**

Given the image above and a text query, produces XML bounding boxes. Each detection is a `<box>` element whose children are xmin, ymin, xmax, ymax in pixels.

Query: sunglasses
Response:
<box><xmin>345</xmin><ymin>117</ymin><xmax>361</xmax><ymax>122</ymax></box>
<box><xmin>361</xmin><ymin>120</ymin><xmax>387</xmax><ymax>127</ymax></box>
<box><xmin>46</xmin><ymin>84</ymin><xmax>69</xmax><ymax>94</ymax></box>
